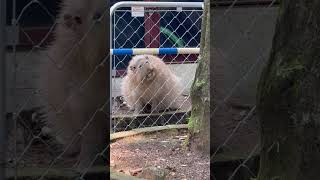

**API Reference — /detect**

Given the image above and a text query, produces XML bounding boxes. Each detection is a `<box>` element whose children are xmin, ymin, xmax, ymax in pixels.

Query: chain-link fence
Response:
<box><xmin>3</xmin><ymin>0</ymin><xmax>110</xmax><ymax>179</ymax></box>
<box><xmin>0</xmin><ymin>0</ymin><xmax>286</xmax><ymax>179</ymax></box>
<box><xmin>211</xmin><ymin>0</ymin><xmax>279</xmax><ymax>179</ymax></box>
<box><xmin>110</xmin><ymin>1</ymin><xmax>203</xmax><ymax>133</ymax></box>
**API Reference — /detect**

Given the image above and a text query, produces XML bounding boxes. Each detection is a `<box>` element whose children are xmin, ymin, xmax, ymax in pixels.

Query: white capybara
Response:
<box><xmin>121</xmin><ymin>55</ymin><xmax>183</xmax><ymax>114</ymax></box>
<box><xmin>42</xmin><ymin>0</ymin><xmax>109</xmax><ymax>169</ymax></box>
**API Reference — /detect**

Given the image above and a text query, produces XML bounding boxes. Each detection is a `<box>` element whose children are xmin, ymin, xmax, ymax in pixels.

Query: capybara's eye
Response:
<box><xmin>130</xmin><ymin>66</ymin><xmax>136</xmax><ymax>71</ymax></box>
<box><xmin>74</xmin><ymin>16</ymin><xmax>82</xmax><ymax>24</ymax></box>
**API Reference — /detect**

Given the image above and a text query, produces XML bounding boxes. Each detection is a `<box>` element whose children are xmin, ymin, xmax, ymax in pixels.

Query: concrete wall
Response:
<box><xmin>213</xmin><ymin>6</ymin><xmax>278</xmax><ymax>106</ymax></box>
<box><xmin>211</xmin><ymin>6</ymin><xmax>278</xmax><ymax>151</ymax></box>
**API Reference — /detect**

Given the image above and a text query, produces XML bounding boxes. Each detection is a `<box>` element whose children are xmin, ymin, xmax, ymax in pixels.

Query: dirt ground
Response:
<box><xmin>110</xmin><ymin>129</ymin><xmax>210</xmax><ymax>180</ymax></box>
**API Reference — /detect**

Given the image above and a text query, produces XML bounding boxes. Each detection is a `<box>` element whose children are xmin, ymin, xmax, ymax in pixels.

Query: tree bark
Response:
<box><xmin>257</xmin><ymin>0</ymin><xmax>320</xmax><ymax>179</ymax></box>
<box><xmin>188</xmin><ymin>0</ymin><xmax>210</xmax><ymax>153</ymax></box>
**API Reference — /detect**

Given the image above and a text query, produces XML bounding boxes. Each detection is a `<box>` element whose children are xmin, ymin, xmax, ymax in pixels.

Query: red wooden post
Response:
<box><xmin>143</xmin><ymin>0</ymin><xmax>198</xmax><ymax>64</ymax></box>
<box><xmin>144</xmin><ymin>0</ymin><xmax>160</xmax><ymax>48</ymax></box>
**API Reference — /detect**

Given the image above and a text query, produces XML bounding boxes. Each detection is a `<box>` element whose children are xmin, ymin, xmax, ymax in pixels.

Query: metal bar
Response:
<box><xmin>110</xmin><ymin>47</ymin><xmax>200</xmax><ymax>55</ymax></box>
<box><xmin>0</xmin><ymin>0</ymin><xmax>7</xmax><ymax>179</ymax></box>
<box><xmin>115</xmin><ymin>9</ymin><xmax>202</xmax><ymax>12</ymax></box>
<box><xmin>111</xmin><ymin>1</ymin><xmax>115</xmax><ymax>133</ymax></box>
<box><xmin>110</xmin><ymin>1</ymin><xmax>203</xmax><ymax>16</ymax></box>
<box><xmin>109</xmin><ymin>1</ymin><xmax>203</xmax><ymax>67</ymax></box>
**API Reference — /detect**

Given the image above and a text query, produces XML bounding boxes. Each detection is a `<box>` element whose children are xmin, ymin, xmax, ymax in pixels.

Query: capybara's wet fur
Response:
<box><xmin>121</xmin><ymin>55</ymin><xmax>183</xmax><ymax>114</ymax></box>
<box><xmin>42</xmin><ymin>0</ymin><xmax>108</xmax><ymax>169</ymax></box>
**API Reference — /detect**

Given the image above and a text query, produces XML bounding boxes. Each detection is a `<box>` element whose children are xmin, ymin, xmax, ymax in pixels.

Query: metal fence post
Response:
<box><xmin>0</xmin><ymin>0</ymin><xmax>7</xmax><ymax>179</ymax></box>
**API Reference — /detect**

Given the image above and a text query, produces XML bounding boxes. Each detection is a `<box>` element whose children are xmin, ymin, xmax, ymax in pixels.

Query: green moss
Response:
<box><xmin>195</xmin><ymin>79</ymin><xmax>206</xmax><ymax>88</ymax></box>
<box><xmin>187</xmin><ymin>115</ymin><xmax>201</xmax><ymax>133</ymax></box>
<box><xmin>276</xmin><ymin>58</ymin><xmax>304</xmax><ymax>79</ymax></box>
<box><xmin>192</xmin><ymin>104</ymin><xmax>199</xmax><ymax>111</ymax></box>
<box><xmin>261</xmin><ymin>55</ymin><xmax>306</xmax><ymax>99</ymax></box>
<box><xmin>187</xmin><ymin>117</ymin><xmax>195</xmax><ymax>129</ymax></box>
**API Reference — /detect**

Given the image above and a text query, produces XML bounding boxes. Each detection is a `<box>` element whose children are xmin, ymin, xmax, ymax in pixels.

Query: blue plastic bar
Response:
<box><xmin>112</xmin><ymin>48</ymin><xmax>133</xmax><ymax>55</ymax></box>
<box><xmin>110</xmin><ymin>48</ymin><xmax>200</xmax><ymax>55</ymax></box>
<box><xmin>159</xmin><ymin>48</ymin><xmax>178</xmax><ymax>55</ymax></box>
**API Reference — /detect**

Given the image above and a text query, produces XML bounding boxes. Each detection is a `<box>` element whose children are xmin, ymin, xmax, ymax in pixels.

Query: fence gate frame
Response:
<box><xmin>109</xmin><ymin>1</ymin><xmax>204</xmax><ymax>133</ymax></box>
<box><xmin>109</xmin><ymin>1</ymin><xmax>204</xmax><ymax>73</ymax></box>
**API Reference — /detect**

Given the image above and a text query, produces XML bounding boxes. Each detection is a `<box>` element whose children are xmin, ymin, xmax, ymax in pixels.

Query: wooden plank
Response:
<box><xmin>111</xmin><ymin>124</ymin><xmax>188</xmax><ymax>141</ymax></box>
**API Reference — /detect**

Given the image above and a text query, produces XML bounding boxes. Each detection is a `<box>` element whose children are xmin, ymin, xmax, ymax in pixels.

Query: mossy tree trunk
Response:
<box><xmin>188</xmin><ymin>0</ymin><xmax>210</xmax><ymax>153</ymax></box>
<box><xmin>257</xmin><ymin>0</ymin><xmax>320</xmax><ymax>179</ymax></box>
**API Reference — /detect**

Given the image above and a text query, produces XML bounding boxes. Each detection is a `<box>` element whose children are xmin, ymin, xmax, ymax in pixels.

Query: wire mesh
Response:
<box><xmin>4</xmin><ymin>0</ymin><xmax>110</xmax><ymax>179</ymax></box>
<box><xmin>0</xmin><ymin>0</ymin><xmax>285</xmax><ymax>179</ymax></box>
<box><xmin>111</xmin><ymin>2</ymin><xmax>203</xmax><ymax>133</ymax></box>
<box><xmin>210</xmin><ymin>0</ymin><xmax>279</xmax><ymax>179</ymax></box>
